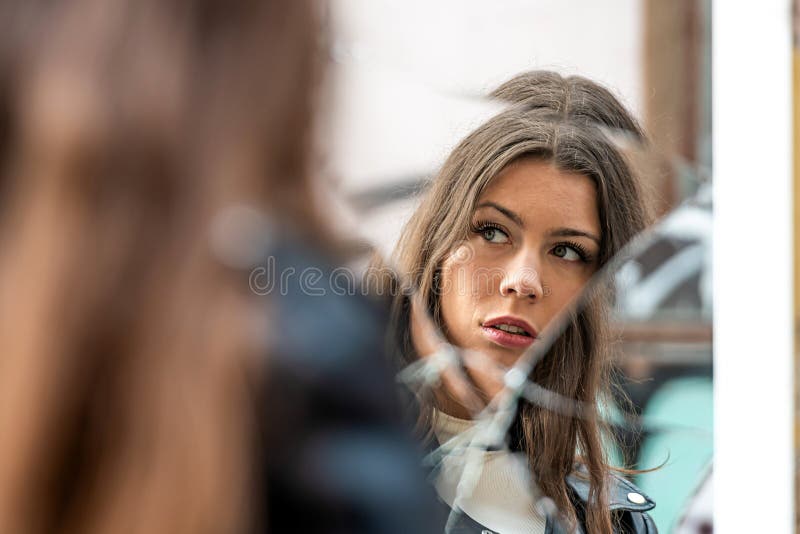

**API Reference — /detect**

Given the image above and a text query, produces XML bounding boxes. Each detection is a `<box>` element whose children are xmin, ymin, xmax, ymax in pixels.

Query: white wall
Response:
<box><xmin>324</xmin><ymin>0</ymin><xmax>643</xmax><ymax>255</ymax></box>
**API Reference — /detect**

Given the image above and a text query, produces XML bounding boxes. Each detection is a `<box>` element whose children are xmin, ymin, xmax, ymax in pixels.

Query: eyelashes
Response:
<box><xmin>470</xmin><ymin>219</ymin><xmax>594</xmax><ymax>263</ymax></box>
<box><xmin>470</xmin><ymin>219</ymin><xmax>506</xmax><ymax>235</ymax></box>
<box><xmin>557</xmin><ymin>240</ymin><xmax>593</xmax><ymax>263</ymax></box>
<box><xmin>470</xmin><ymin>220</ymin><xmax>510</xmax><ymax>244</ymax></box>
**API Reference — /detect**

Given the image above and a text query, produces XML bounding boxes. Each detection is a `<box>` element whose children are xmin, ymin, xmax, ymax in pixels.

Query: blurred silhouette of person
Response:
<box><xmin>0</xmin><ymin>1</ymin><xmax>435</xmax><ymax>533</ymax></box>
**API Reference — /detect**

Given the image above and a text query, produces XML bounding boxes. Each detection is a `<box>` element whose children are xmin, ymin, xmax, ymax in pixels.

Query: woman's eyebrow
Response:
<box><xmin>476</xmin><ymin>202</ymin><xmax>601</xmax><ymax>244</ymax></box>
<box><xmin>475</xmin><ymin>201</ymin><xmax>524</xmax><ymax>226</ymax></box>
<box><xmin>548</xmin><ymin>227</ymin><xmax>601</xmax><ymax>245</ymax></box>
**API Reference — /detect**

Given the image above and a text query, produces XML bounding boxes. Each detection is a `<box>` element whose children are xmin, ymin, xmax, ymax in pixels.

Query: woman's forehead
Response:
<box><xmin>476</xmin><ymin>159</ymin><xmax>600</xmax><ymax>234</ymax></box>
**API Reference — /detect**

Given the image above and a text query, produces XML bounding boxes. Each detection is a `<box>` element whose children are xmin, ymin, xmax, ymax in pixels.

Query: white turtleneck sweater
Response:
<box><xmin>432</xmin><ymin>410</ymin><xmax>547</xmax><ymax>534</ymax></box>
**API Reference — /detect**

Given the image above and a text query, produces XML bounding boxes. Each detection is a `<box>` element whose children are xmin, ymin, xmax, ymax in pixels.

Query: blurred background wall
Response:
<box><xmin>322</xmin><ymin>0</ymin><xmax>710</xmax><ymax>252</ymax></box>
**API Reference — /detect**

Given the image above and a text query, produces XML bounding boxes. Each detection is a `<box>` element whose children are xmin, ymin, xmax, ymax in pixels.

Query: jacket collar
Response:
<box><xmin>541</xmin><ymin>472</ymin><xmax>654</xmax><ymax>534</ymax></box>
<box><xmin>565</xmin><ymin>471</ymin><xmax>655</xmax><ymax>513</ymax></box>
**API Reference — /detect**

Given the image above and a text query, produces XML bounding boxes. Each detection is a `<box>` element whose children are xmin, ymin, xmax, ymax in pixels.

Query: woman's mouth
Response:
<box><xmin>481</xmin><ymin>316</ymin><xmax>538</xmax><ymax>349</ymax></box>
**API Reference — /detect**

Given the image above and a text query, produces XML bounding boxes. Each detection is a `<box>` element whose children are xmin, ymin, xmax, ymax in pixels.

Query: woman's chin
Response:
<box><xmin>480</xmin><ymin>343</ymin><xmax>528</xmax><ymax>369</ymax></box>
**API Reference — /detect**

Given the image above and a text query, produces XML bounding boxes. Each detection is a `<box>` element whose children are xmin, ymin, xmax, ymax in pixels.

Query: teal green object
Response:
<box><xmin>598</xmin><ymin>398</ymin><xmax>626</xmax><ymax>469</ymax></box>
<box><xmin>635</xmin><ymin>377</ymin><xmax>713</xmax><ymax>533</ymax></box>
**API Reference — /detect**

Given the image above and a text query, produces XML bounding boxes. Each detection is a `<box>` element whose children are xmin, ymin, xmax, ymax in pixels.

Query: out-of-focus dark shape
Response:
<box><xmin>257</xmin><ymin>238</ymin><xmax>439</xmax><ymax>534</ymax></box>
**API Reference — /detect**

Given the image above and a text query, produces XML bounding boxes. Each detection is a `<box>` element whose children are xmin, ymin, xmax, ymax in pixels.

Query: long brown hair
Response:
<box><xmin>0</xmin><ymin>1</ymin><xmax>318</xmax><ymax>533</ymax></box>
<box><xmin>383</xmin><ymin>71</ymin><xmax>650</xmax><ymax>533</ymax></box>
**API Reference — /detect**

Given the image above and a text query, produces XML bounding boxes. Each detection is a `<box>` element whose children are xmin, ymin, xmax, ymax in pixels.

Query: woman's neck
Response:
<box><xmin>433</xmin><ymin>389</ymin><xmax>476</xmax><ymax>420</ymax></box>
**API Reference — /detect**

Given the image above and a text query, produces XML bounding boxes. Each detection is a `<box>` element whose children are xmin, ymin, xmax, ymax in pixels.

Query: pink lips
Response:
<box><xmin>481</xmin><ymin>316</ymin><xmax>538</xmax><ymax>349</ymax></box>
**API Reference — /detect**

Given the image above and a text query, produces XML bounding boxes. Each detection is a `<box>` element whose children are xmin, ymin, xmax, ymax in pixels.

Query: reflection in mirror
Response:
<box><xmin>324</xmin><ymin>3</ymin><xmax>712</xmax><ymax>533</ymax></box>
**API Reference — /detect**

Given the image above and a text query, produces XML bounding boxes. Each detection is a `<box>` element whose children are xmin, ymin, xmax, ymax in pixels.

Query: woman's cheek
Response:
<box><xmin>467</xmin><ymin>254</ymin><xmax>505</xmax><ymax>301</ymax></box>
<box><xmin>440</xmin><ymin>250</ymin><xmax>475</xmax><ymax>300</ymax></box>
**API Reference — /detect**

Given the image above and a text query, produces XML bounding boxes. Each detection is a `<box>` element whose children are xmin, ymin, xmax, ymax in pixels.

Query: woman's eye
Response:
<box><xmin>552</xmin><ymin>244</ymin><xmax>582</xmax><ymax>261</ymax></box>
<box><xmin>480</xmin><ymin>226</ymin><xmax>509</xmax><ymax>244</ymax></box>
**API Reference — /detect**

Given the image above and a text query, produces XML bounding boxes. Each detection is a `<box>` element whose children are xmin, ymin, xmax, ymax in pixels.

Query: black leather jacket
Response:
<box><xmin>434</xmin><ymin>471</ymin><xmax>657</xmax><ymax>533</ymax></box>
<box><xmin>562</xmin><ymin>471</ymin><xmax>657</xmax><ymax>533</ymax></box>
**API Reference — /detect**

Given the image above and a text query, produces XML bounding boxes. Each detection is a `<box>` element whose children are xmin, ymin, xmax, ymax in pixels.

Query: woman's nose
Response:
<box><xmin>499</xmin><ymin>258</ymin><xmax>544</xmax><ymax>300</ymax></box>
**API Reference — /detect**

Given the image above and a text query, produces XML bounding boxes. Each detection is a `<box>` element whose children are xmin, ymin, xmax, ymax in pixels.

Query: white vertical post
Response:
<box><xmin>713</xmin><ymin>1</ymin><xmax>794</xmax><ymax>532</ymax></box>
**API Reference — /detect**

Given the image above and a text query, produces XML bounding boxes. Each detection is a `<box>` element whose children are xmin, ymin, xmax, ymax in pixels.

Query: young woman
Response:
<box><xmin>378</xmin><ymin>71</ymin><xmax>657</xmax><ymax>533</ymax></box>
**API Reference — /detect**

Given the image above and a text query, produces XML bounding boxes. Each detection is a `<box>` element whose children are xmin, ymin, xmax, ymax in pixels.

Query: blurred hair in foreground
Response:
<box><xmin>0</xmin><ymin>1</ymin><xmax>318</xmax><ymax>533</ymax></box>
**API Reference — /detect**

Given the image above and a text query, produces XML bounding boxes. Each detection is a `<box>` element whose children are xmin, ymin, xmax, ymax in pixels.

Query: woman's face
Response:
<box><xmin>437</xmin><ymin>158</ymin><xmax>601</xmax><ymax>401</ymax></box>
